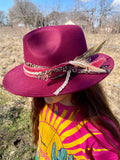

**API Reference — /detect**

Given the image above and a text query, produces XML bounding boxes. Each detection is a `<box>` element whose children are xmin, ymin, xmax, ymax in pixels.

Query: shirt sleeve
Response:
<box><xmin>91</xmin><ymin>132</ymin><xmax>120</xmax><ymax>160</ymax></box>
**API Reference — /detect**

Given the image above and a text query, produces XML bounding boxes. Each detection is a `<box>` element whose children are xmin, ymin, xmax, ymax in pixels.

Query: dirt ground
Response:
<box><xmin>0</xmin><ymin>26</ymin><xmax>120</xmax><ymax>160</ymax></box>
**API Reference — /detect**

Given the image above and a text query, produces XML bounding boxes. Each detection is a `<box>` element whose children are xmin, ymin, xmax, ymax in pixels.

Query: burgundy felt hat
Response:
<box><xmin>3</xmin><ymin>25</ymin><xmax>114</xmax><ymax>97</ymax></box>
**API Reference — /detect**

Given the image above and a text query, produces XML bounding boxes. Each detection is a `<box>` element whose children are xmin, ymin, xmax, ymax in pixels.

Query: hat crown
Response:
<box><xmin>23</xmin><ymin>25</ymin><xmax>87</xmax><ymax>66</ymax></box>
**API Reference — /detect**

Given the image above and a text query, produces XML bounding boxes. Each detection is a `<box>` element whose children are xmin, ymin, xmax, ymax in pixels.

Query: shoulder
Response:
<box><xmin>82</xmin><ymin>119</ymin><xmax>119</xmax><ymax>144</ymax></box>
<box><xmin>75</xmin><ymin>114</ymin><xmax>120</xmax><ymax>146</ymax></box>
<box><xmin>78</xmin><ymin>120</ymin><xmax>120</xmax><ymax>159</ymax></box>
<box><xmin>85</xmin><ymin>120</ymin><xmax>120</xmax><ymax>154</ymax></box>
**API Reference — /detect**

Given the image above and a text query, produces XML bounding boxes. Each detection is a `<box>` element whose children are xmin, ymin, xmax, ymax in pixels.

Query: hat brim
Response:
<box><xmin>3</xmin><ymin>53</ymin><xmax>114</xmax><ymax>97</ymax></box>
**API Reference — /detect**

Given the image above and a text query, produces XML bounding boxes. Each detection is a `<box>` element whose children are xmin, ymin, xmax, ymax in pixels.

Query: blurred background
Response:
<box><xmin>0</xmin><ymin>0</ymin><xmax>120</xmax><ymax>32</ymax></box>
<box><xmin>0</xmin><ymin>0</ymin><xmax>120</xmax><ymax>159</ymax></box>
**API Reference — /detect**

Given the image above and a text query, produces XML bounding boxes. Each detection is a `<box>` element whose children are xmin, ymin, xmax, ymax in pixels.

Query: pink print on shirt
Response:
<box><xmin>35</xmin><ymin>103</ymin><xmax>119</xmax><ymax>160</ymax></box>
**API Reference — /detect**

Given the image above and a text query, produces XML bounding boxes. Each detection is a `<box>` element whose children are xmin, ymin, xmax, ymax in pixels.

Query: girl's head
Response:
<box><xmin>3</xmin><ymin>25</ymin><xmax>114</xmax><ymax>98</ymax></box>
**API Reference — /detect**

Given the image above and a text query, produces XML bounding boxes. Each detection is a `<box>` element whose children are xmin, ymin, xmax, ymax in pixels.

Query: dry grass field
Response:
<box><xmin>0</xmin><ymin>26</ymin><xmax>120</xmax><ymax>159</ymax></box>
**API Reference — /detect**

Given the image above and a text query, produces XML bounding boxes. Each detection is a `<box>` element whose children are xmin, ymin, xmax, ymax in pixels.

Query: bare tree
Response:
<box><xmin>51</xmin><ymin>0</ymin><xmax>61</xmax><ymax>12</ymax></box>
<box><xmin>34</xmin><ymin>13</ymin><xmax>46</xmax><ymax>28</ymax></box>
<box><xmin>46</xmin><ymin>11</ymin><xmax>61</xmax><ymax>26</ymax></box>
<box><xmin>0</xmin><ymin>11</ymin><xmax>5</xmax><ymax>26</ymax></box>
<box><xmin>74</xmin><ymin>0</ymin><xmax>96</xmax><ymax>31</ymax></box>
<box><xmin>67</xmin><ymin>10</ymin><xmax>89</xmax><ymax>29</ymax></box>
<box><xmin>111</xmin><ymin>13</ymin><xmax>120</xmax><ymax>33</ymax></box>
<box><xmin>46</xmin><ymin>11</ymin><xmax>67</xmax><ymax>26</ymax></box>
<box><xmin>98</xmin><ymin>0</ymin><xmax>112</xmax><ymax>28</ymax></box>
<box><xmin>8</xmin><ymin>0</ymin><xmax>42</xmax><ymax>27</ymax></box>
<box><xmin>59</xmin><ymin>12</ymin><xmax>68</xmax><ymax>24</ymax></box>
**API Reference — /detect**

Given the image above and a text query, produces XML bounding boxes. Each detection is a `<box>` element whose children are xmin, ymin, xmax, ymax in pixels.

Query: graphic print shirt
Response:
<box><xmin>35</xmin><ymin>102</ymin><xmax>120</xmax><ymax>160</ymax></box>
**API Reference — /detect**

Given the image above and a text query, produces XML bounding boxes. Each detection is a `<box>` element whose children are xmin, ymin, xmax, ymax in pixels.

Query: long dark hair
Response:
<box><xmin>31</xmin><ymin>83</ymin><xmax>120</xmax><ymax>156</ymax></box>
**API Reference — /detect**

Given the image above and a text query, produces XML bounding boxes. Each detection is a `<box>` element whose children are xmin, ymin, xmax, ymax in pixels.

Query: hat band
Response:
<box><xmin>23</xmin><ymin>58</ymin><xmax>109</xmax><ymax>80</ymax></box>
<box><xmin>23</xmin><ymin>62</ymin><xmax>73</xmax><ymax>95</ymax></box>
<box><xmin>23</xmin><ymin>57</ymin><xmax>110</xmax><ymax>95</ymax></box>
<box><xmin>23</xmin><ymin>62</ymin><xmax>72</xmax><ymax>80</ymax></box>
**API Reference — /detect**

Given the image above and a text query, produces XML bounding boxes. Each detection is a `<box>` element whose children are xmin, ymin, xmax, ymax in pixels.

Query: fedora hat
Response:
<box><xmin>3</xmin><ymin>25</ymin><xmax>114</xmax><ymax>97</ymax></box>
